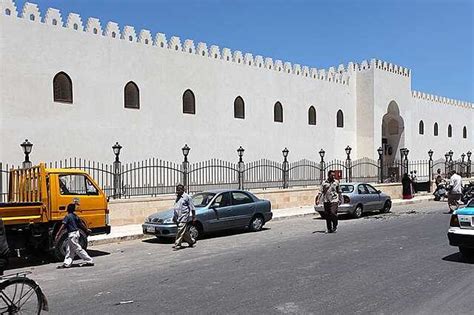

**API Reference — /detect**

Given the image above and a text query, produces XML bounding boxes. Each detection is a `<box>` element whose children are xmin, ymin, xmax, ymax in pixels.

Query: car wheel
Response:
<box><xmin>459</xmin><ymin>247</ymin><xmax>474</xmax><ymax>261</ymax></box>
<box><xmin>380</xmin><ymin>200</ymin><xmax>392</xmax><ymax>213</ymax></box>
<box><xmin>249</xmin><ymin>215</ymin><xmax>264</xmax><ymax>232</ymax></box>
<box><xmin>352</xmin><ymin>205</ymin><xmax>363</xmax><ymax>219</ymax></box>
<box><xmin>189</xmin><ymin>222</ymin><xmax>202</xmax><ymax>240</ymax></box>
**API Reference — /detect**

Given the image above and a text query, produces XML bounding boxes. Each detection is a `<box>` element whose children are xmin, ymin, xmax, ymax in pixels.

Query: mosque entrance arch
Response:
<box><xmin>381</xmin><ymin>101</ymin><xmax>405</xmax><ymax>165</ymax></box>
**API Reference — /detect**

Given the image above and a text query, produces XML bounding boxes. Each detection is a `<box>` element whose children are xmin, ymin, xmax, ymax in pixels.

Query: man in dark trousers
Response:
<box><xmin>56</xmin><ymin>201</ymin><xmax>94</xmax><ymax>268</ymax></box>
<box><xmin>321</xmin><ymin>170</ymin><xmax>342</xmax><ymax>233</ymax></box>
<box><xmin>172</xmin><ymin>184</ymin><xmax>196</xmax><ymax>250</ymax></box>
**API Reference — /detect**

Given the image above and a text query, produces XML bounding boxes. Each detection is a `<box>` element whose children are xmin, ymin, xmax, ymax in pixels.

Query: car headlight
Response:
<box><xmin>163</xmin><ymin>218</ymin><xmax>174</xmax><ymax>224</ymax></box>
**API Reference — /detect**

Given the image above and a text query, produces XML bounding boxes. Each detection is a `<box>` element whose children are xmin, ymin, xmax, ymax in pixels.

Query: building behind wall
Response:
<box><xmin>0</xmin><ymin>0</ymin><xmax>473</xmax><ymax>166</ymax></box>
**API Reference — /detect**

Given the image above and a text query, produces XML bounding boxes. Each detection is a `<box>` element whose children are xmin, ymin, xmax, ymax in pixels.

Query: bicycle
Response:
<box><xmin>0</xmin><ymin>271</ymin><xmax>48</xmax><ymax>314</ymax></box>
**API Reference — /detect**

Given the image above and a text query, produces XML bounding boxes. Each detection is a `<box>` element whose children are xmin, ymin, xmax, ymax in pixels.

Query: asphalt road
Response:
<box><xmin>7</xmin><ymin>201</ymin><xmax>474</xmax><ymax>315</ymax></box>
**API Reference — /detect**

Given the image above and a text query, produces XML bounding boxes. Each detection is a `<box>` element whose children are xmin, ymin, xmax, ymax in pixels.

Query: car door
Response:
<box><xmin>230</xmin><ymin>191</ymin><xmax>255</xmax><ymax>227</ymax></box>
<box><xmin>364</xmin><ymin>184</ymin><xmax>382</xmax><ymax>210</ymax></box>
<box><xmin>356</xmin><ymin>184</ymin><xmax>370</xmax><ymax>211</ymax></box>
<box><xmin>207</xmin><ymin>192</ymin><xmax>236</xmax><ymax>231</ymax></box>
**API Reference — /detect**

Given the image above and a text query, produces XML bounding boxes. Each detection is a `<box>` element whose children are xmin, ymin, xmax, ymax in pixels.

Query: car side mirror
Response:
<box><xmin>211</xmin><ymin>202</ymin><xmax>221</xmax><ymax>209</ymax></box>
<box><xmin>377</xmin><ymin>190</ymin><xmax>382</xmax><ymax>194</ymax></box>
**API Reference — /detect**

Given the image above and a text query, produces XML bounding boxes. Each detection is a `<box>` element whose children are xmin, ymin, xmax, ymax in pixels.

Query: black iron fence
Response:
<box><xmin>1</xmin><ymin>146</ymin><xmax>472</xmax><ymax>201</ymax></box>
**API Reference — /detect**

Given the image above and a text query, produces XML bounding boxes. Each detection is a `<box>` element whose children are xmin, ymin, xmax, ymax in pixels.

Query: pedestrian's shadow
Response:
<box><xmin>6</xmin><ymin>249</ymin><xmax>110</xmax><ymax>270</ymax></box>
<box><xmin>442</xmin><ymin>252</ymin><xmax>474</xmax><ymax>264</ymax></box>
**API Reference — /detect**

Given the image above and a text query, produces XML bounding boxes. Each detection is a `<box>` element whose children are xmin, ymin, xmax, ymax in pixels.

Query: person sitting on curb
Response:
<box><xmin>56</xmin><ymin>201</ymin><xmax>94</xmax><ymax>268</ymax></box>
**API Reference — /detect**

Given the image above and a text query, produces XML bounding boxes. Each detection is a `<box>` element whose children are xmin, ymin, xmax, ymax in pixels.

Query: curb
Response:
<box><xmin>88</xmin><ymin>197</ymin><xmax>434</xmax><ymax>247</ymax></box>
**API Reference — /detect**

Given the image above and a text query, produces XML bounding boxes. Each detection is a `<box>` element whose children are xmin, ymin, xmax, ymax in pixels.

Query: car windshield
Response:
<box><xmin>192</xmin><ymin>192</ymin><xmax>216</xmax><ymax>207</ymax></box>
<box><xmin>468</xmin><ymin>199</ymin><xmax>474</xmax><ymax>208</ymax></box>
<box><xmin>340</xmin><ymin>185</ymin><xmax>354</xmax><ymax>193</ymax></box>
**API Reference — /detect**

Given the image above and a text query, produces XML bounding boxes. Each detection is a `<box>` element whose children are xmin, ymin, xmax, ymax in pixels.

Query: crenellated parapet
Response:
<box><xmin>3</xmin><ymin>0</ymin><xmax>417</xmax><ymax>87</ymax></box>
<box><xmin>412</xmin><ymin>90</ymin><xmax>473</xmax><ymax>109</ymax></box>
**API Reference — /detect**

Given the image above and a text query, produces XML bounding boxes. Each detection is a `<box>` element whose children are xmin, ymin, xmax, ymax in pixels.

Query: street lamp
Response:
<box><xmin>377</xmin><ymin>147</ymin><xmax>383</xmax><ymax>157</ymax></box>
<box><xmin>448</xmin><ymin>150</ymin><xmax>453</xmax><ymax>162</ymax></box>
<box><xmin>282</xmin><ymin>148</ymin><xmax>289</xmax><ymax>161</ymax></box>
<box><xmin>112</xmin><ymin>142</ymin><xmax>122</xmax><ymax>163</ymax></box>
<box><xmin>319</xmin><ymin>149</ymin><xmax>325</xmax><ymax>161</ymax></box>
<box><xmin>345</xmin><ymin>146</ymin><xmax>352</xmax><ymax>160</ymax></box>
<box><xmin>404</xmin><ymin>149</ymin><xmax>409</xmax><ymax>159</ymax></box>
<box><xmin>400</xmin><ymin>148</ymin><xmax>406</xmax><ymax>160</ymax></box>
<box><xmin>377</xmin><ymin>147</ymin><xmax>384</xmax><ymax>183</ymax></box>
<box><xmin>461</xmin><ymin>153</ymin><xmax>466</xmax><ymax>162</ymax></box>
<box><xmin>20</xmin><ymin>139</ymin><xmax>33</xmax><ymax>168</ymax></box>
<box><xmin>467</xmin><ymin>151</ymin><xmax>472</xmax><ymax>160</ymax></box>
<box><xmin>445</xmin><ymin>152</ymin><xmax>449</xmax><ymax>162</ymax></box>
<box><xmin>428</xmin><ymin>149</ymin><xmax>433</xmax><ymax>160</ymax></box>
<box><xmin>181</xmin><ymin>144</ymin><xmax>190</xmax><ymax>162</ymax></box>
<box><xmin>237</xmin><ymin>146</ymin><xmax>244</xmax><ymax>163</ymax></box>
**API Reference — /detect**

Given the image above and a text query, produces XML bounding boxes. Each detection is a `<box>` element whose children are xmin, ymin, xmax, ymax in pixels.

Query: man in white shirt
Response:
<box><xmin>448</xmin><ymin>170</ymin><xmax>462</xmax><ymax>213</ymax></box>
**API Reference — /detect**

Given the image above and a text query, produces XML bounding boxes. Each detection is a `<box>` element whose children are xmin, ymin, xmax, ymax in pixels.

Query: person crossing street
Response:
<box><xmin>172</xmin><ymin>184</ymin><xmax>197</xmax><ymax>250</ymax></box>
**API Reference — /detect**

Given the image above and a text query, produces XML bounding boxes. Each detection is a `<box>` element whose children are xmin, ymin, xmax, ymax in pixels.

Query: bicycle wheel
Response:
<box><xmin>0</xmin><ymin>277</ymin><xmax>43</xmax><ymax>314</ymax></box>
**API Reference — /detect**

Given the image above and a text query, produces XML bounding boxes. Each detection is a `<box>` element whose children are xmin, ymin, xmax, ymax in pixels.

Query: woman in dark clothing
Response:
<box><xmin>402</xmin><ymin>173</ymin><xmax>413</xmax><ymax>199</ymax></box>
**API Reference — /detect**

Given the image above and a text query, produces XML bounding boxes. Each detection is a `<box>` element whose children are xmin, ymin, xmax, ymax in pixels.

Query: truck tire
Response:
<box><xmin>53</xmin><ymin>229</ymin><xmax>88</xmax><ymax>262</ymax></box>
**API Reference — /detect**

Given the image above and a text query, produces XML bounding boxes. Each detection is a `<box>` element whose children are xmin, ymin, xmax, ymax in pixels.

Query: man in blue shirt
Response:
<box><xmin>172</xmin><ymin>184</ymin><xmax>196</xmax><ymax>250</ymax></box>
<box><xmin>56</xmin><ymin>201</ymin><xmax>94</xmax><ymax>268</ymax></box>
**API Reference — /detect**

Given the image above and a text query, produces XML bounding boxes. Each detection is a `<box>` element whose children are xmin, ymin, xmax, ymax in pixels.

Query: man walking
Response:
<box><xmin>172</xmin><ymin>184</ymin><xmax>196</xmax><ymax>250</ymax></box>
<box><xmin>321</xmin><ymin>170</ymin><xmax>342</xmax><ymax>233</ymax></box>
<box><xmin>56</xmin><ymin>201</ymin><xmax>94</xmax><ymax>268</ymax></box>
<box><xmin>447</xmin><ymin>170</ymin><xmax>462</xmax><ymax>213</ymax></box>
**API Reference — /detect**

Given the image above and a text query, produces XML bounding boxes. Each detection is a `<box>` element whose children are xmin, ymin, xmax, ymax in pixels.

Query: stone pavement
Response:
<box><xmin>88</xmin><ymin>194</ymin><xmax>435</xmax><ymax>246</ymax></box>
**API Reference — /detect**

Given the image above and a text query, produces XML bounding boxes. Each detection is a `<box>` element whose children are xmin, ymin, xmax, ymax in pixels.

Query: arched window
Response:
<box><xmin>234</xmin><ymin>96</ymin><xmax>245</xmax><ymax>119</ymax></box>
<box><xmin>53</xmin><ymin>72</ymin><xmax>73</xmax><ymax>103</ymax></box>
<box><xmin>183</xmin><ymin>89</ymin><xmax>195</xmax><ymax>114</ymax></box>
<box><xmin>274</xmin><ymin>102</ymin><xmax>283</xmax><ymax>122</ymax></box>
<box><xmin>434</xmin><ymin>122</ymin><xmax>439</xmax><ymax>136</ymax></box>
<box><xmin>463</xmin><ymin>126</ymin><xmax>467</xmax><ymax>139</ymax></box>
<box><xmin>124</xmin><ymin>81</ymin><xmax>139</xmax><ymax>109</ymax></box>
<box><xmin>308</xmin><ymin>106</ymin><xmax>316</xmax><ymax>125</ymax></box>
<box><xmin>418</xmin><ymin>120</ymin><xmax>424</xmax><ymax>135</ymax></box>
<box><xmin>448</xmin><ymin>124</ymin><xmax>452</xmax><ymax>138</ymax></box>
<box><xmin>336</xmin><ymin>109</ymin><xmax>344</xmax><ymax>128</ymax></box>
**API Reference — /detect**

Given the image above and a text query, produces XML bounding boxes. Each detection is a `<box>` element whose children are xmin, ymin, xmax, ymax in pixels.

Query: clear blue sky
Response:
<box><xmin>15</xmin><ymin>0</ymin><xmax>474</xmax><ymax>101</ymax></box>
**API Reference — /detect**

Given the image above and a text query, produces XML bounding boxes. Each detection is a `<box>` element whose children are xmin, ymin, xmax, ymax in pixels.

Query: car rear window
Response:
<box><xmin>192</xmin><ymin>193</ymin><xmax>216</xmax><ymax>207</ymax></box>
<box><xmin>340</xmin><ymin>185</ymin><xmax>354</xmax><ymax>193</ymax></box>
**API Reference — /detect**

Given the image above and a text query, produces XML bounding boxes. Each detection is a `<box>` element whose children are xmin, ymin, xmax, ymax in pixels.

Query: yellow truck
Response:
<box><xmin>0</xmin><ymin>163</ymin><xmax>110</xmax><ymax>260</ymax></box>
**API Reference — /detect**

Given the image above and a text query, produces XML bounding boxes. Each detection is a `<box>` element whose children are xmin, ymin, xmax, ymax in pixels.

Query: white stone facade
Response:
<box><xmin>0</xmin><ymin>0</ymin><xmax>473</xmax><ymax>165</ymax></box>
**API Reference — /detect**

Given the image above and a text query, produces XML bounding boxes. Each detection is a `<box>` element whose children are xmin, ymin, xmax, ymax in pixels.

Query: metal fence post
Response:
<box><xmin>467</xmin><ymin>151</ymin><xmax>472</xmax><ymax>178</ymax></box>
<box><xmin>112</xmin><ymin>142</ymin><xmax>122</xmax><ymax>199</ymax></box>
<box><xmin>428</xmin><ymin>149</ymin><xmax>433</xmax><ymax>193</ymax></box>
<box><xmin>237</xmin><ymin>146</ymin><xmax>245</xmax><ymax>190</ymax></box>
<box><xmin>282</xmin><ymin>148</ymin><xmax>289</xmax><ymax>189</ymax></box>
<box><xmin>319</xmin><ymin>149</ymin><xmax>325</xmax><ymax>184</ymax></box>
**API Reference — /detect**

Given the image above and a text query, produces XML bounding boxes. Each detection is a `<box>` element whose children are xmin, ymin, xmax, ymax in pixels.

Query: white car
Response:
<box><xmin>447</xmin><ymin>199</ymin><xmax>474</xmax><ymax>260</ymax></box>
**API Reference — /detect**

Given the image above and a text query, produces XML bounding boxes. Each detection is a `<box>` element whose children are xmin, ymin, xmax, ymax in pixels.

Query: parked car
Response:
<box><xmin>447</xmin><ymin>199</ymin><xmax>474</xmax><ymax>260</ymax></box>
<box><xmin>142</xmin><ymin>189</ymin><xmax>272</xmax><ymax>240</ymax></box>
<box><xmin>314</xmin><ymin>182</ymin><xmax>392</xmax><ymax>219</ymax></box>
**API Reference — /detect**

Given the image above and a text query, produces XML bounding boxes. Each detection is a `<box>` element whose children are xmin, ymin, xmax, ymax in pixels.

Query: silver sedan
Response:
<box><xmin>142</xmin><ymin>189</ymin><xmax>272</xmax><ymax>240</ymax></box>
<box><xmin>314</xmin><ymin>182</ymin><xmax>392</xmax><ymax>219</ymax></box>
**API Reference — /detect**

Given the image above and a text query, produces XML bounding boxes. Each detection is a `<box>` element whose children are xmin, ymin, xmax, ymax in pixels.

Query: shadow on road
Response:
<box><xmin>143</xmin><ymin>227</ymin><xmax>271</xmax><ymax>244</ymax></box>
<box><xmin>442</xmin><ymin>252</ymin><xmax>474</xmax><ymax>264</ymax></box>
<box><xmin>6</xmin><ymin>249</ymin><xmax>110</xmax><ymax>270</ymax></box>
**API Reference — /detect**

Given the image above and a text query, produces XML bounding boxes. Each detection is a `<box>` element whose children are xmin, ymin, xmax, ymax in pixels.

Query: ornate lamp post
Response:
<box><xmin>20</xmin><ymin>139</ymin><xmax>33</xmax><ymax>169</ymax></box>
<box><xmin>467</xmin><ymin>151</ymin><xmax>472</xmax><ymax>178</ymax></box>
<box><xmin>461</xmin><ymin>153</ymin><xmax>466</xmax><ymax>177</ymax></box>
<box><xmin>345</xmin><ymin>145</ymin><xmax>352</xmax><ymax>182</ymax></box>
<box><xmin>181</xmin><ymin>144</ymin><xmax>190</xmax><ymax>190</ymax></box>
<box><xmin>112</xmin><ymin>142</ymin><xmax>122</xmax><ymax>198</ymax></box>
<box><xmin>428</xmin><ymin>149</ymin><xmax>433</xmax><ymax>192</ymax></box>
<box><xmin>377</xmin><ymin>146</ymin><xmax>384</xmax><ymax>183</ymax></box>
<box><xmin>282</xmin><ymin>148</ymin><xmax>289</xmax><ymax>188</ymax></box>
<box><xmin>444</xmin><ymin>152</ymin><xmax>450</xmax><ymax>175</ymax></box>
<box><xmin>448</xmin><ymin>150</ymin><xmax>454</xmax><ymax>172</ymax></box>
<box><xmin>237</xmin><ymin>146</ymin><xmax>245</xmax><ymax>189</ymax></box>
<box><xmin>319</xmin><ymin>149</ymin><xmax>325</xmax><ymax>183</ymax></box>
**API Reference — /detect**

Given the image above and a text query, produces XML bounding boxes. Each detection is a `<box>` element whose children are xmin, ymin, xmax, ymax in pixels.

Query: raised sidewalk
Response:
<box><xmin>89</xmin><ymin>194</ymin><xmax>434</xmax><ymax>246</ymax></box>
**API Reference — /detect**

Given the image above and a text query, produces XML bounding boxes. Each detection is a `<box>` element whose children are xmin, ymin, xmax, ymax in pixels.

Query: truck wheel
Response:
<box><xmin>53</xmin><ymin>230</ymin><xmax>88</xmax><ymax>261</ymax></box>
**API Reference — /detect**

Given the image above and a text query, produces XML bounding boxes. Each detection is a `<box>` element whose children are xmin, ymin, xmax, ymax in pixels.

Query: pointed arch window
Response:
<box><xmin>308</xmin><ymin>106</ymin><xmax>316</xmax><ymax>125</ymax></box>
<box><xmin>274</xmin><ymin>102</ymin><xmax>283</xmax><ymax>123</ymax></box>
<box><xmin>418</xmin><ymin>120</ymin><xmax>424</xmax><ymax>135</ymax></box>
<box><xmin>234</xmin><ymin>96</ymin><xmax>245</xmax><ymax>119</ymax></box>
<box><xmin>53</xmin><ymin>72</ymin><xmax>73</xmax><ymax>103</ymax></box>
<box><xmin>448</xmin><ymin>124</ymin><xmax>452</xmax><ymax>138</ymax></box>
<box><xmin>336</xmin><ymin>109</ymin><xmax>344</xmax><ymax>128</ymax></box>
<box><xmin>183</xmin><ymin>89</ymin><xmax>195</xmax><ymax>114</ymax></box>
<box><xmin>463</xmin><ymin>126</ymin><xmax>467</xmax><ymax>139</ymax></box>
<box><xmin>434</xmin><ymin>122</ymin><xmax>439</xmax><ymax>136</ymax></box>
<box><xmin>124</xmin><ymin>81</ymin><xmax>139</xmax><ymax>109</ymax></box>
